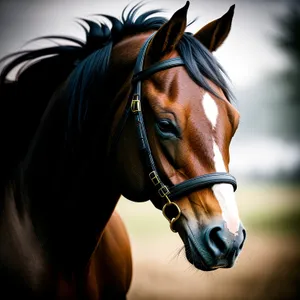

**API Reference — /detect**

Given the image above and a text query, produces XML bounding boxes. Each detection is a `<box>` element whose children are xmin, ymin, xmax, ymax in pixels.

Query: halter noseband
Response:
<box><xmin>112</xmin><ymin>34</ymin><xmax>237</xmax><ymax>232</ymax></box>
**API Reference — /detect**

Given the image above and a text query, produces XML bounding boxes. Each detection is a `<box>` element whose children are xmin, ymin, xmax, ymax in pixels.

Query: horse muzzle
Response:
<box><xmin>177</xmin><ymin>218</ymin><xmax>246</xmax><ymax>271</ymax></box>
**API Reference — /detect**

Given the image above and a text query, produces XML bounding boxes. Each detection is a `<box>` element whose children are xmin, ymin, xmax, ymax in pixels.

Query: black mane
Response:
<box><xmin>0</xmin><ymin>4</ymin><xmax>168</xmax><ymax>84</ymax></box>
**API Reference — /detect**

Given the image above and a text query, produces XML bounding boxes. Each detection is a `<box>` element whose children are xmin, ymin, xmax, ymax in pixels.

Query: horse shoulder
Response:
<box><xmin>85</xmin><ymin>210</ymin><xmax>132</xmax><ymax>300</ymax></box>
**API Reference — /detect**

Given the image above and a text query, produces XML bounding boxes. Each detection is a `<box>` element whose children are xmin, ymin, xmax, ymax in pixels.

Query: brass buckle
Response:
<box><xmin>158</xmin><ymin>185</ymin><xmax>170</xmax><ymax>197</ymax></box>
<box><xmin>131</xmin><ymin>94</ymin><xmax>141</xmax><ymax>113</ymax></box>
<box><xmin>162</xmin><ymin>202</ymin><xmax>181</xmax><ymax>233</ymax></box>
<box><xmin>149</xmin><ymin>171</ymin><xmax>160</xmax><ymax>186</ymax></box>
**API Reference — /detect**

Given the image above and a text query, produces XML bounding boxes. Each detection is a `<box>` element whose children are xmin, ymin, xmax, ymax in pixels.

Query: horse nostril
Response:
<box><xmin>206</xmin><ymin>226</ymin><xmax>227</xmax><ymax>255</ymax></box>
<box><xmin>205</xmin><ymin>224</ymin><xmax>246</xmax><ymax>258</ymax></box>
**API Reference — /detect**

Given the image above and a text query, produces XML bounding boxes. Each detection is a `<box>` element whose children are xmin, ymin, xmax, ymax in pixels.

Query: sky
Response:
<box><xmin>0</xmin><ymin>0</ymin><xmax>299</xmax><ymax>181</ymax></box>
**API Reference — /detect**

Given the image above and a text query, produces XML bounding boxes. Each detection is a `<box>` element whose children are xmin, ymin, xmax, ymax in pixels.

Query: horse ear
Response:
<box><xmin>194</xmin><ymin>4</ymin><xmax>235</xmax><ymax>52</ymax></box>
<box><xmin>147</xmin><ymin>1</ymin><xmax>189</xmax><ymax>62</ymax></box>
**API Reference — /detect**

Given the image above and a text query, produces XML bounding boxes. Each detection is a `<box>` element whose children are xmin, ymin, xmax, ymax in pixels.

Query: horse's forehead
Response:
<box><xmin>148</xmin><ymin>68</ymin><xmax>227</xmax><ymax>119</ymax></box>
<box><xmin>147</xmin><ymin>65</ymin><xmax>204</xmax><ymax>103</ymax></box>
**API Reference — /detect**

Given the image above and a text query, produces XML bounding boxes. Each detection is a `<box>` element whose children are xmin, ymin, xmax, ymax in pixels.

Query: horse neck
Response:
<box><xmin>21</xmin><ymin>79</ymin><xmax>122</xmax><ymax>271</ymax></box>
<box><xmin>18</xmin><ymin>33</ymin><xmax>147</xmax><ymax>271</ymax></box>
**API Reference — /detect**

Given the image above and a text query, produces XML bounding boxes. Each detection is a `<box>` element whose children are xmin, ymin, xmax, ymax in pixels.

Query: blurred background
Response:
<box><xmin>0</xmin><ymin>0</ymin><xmax>299</xmax><ymax>299</ymax></box>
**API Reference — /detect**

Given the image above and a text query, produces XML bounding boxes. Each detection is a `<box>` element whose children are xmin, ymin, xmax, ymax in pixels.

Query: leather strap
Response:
<box><xmin>168</xmin><ymin>172</ymin><xmax>237</xmax><ymax>200</ymax></box>
<box><xmin>133</xmin><ymin>57</ymin><xmax>184</xmax><ymax>83</ymax></box>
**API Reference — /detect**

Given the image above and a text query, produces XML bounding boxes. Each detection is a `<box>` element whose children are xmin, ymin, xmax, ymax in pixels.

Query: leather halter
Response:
<box><xmin>112</xmin><ymin>34</ymin><xmax>237</xmax><ymax>232</ymax></box>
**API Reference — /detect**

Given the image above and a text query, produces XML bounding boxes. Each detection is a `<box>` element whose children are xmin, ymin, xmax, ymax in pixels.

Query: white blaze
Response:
<box><xmin>202</xmin><ymin>93</ymin><xmax>240</xmax><ymax>235</ymax></box>
<box><xmin>203</xmin><ymin>93</ymin><xmax>218</xmax><ymax>127</ymax></box>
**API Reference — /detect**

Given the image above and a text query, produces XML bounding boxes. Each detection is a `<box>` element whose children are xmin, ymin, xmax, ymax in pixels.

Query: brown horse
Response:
<box><xmin>0</xmin><ymin>1</ymin><xmax>246</xmax><ymax>299</ymax></box>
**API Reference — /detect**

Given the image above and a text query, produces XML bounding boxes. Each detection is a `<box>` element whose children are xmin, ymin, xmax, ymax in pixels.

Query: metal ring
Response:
<box><xmin>162</xmin><ymin>202</ymin><xmax>181</xmax><ymax>233</ymax></box>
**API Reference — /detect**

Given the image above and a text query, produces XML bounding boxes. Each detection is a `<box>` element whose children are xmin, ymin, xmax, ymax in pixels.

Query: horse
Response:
<box><xmin>0</xmin><ymin>1</ymin><xmax>246</xmax><ymax>299</ymax></box>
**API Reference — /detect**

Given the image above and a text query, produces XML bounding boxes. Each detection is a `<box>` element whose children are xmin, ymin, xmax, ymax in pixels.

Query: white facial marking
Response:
<box><xmin>202</xmin><ymin>93</ymin><xmax>241</xmax><ymax>235</ymax></box>
<box><xmin>212</xmin><ymin>183</ymin><xmax>240</xmax><ymax>235</ymax></box>
<box><xmin>213</xmin><ymin>142</ymin><xmax>226</xmax><ymax>172</ymax></box>
<box><xmin>203</xmin><ymin>92</ymin><xmax>219</xmax><ymax>128</ymax></box>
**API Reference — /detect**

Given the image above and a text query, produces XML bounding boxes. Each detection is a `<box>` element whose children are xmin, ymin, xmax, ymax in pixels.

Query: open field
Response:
<box><xmin>116</xmin><ymin>184</ymin><xmax>300</xmax><ymax>300</ymax></box>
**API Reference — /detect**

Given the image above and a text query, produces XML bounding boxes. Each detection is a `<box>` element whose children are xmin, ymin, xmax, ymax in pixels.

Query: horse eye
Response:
<box><xmin>158</xmin><ymin>120</ymin><xmax>174</xmax><ymax>132</ymax></box>
<box><xmin>156</xmin><ymin>119</ymin><xmax>179</xmax><ymax>138</ymax></box>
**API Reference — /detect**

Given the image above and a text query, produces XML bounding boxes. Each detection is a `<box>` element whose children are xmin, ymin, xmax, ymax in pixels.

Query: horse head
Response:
<box><xmin>110</xmin><ymin>2</ymin><xmax>246</xmax><ymax>271</ymax></box>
